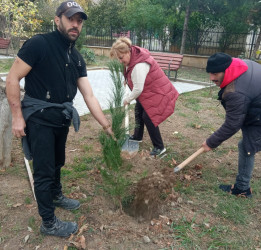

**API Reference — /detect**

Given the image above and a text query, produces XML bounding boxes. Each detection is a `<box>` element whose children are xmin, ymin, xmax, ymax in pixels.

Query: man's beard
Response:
<box><xmin>58</xmin><ymin>20</ymin><xmax>80</xmax><ymax>42</ymax></box>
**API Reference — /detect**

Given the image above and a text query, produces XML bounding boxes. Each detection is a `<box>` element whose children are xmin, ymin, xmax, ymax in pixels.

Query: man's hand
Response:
<box><xmin>123</xmin><ymin>99</ymin><xmax>129</xmax><ymax>106</ymax></box>
<box><xmin>12</xmin><ymin>116</ymin><xmax>26</xmax><ymax>138</ymax></box>
<box><xmin>202</xmin><ymin>141</ymin><xmax>212</xmax><ymax>152</ymax></box>
<box><xmin>103</xmin><ymin>125</ymin><xmax>113</xmax><ymax>135</ymax></box>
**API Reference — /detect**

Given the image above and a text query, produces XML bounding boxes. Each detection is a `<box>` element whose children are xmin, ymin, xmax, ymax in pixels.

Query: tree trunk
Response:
<box><xmin>253</xmin><ymin>28</ymin><xmax>261</xmax><ymax>59</ymax></box>
<box><xmin>0</xmin><ymin>81</ymin><xmax>12</xmax><ymax>170</ymax></box>
<box><xmin>180</xmin><ymin>1</ymin><xmax>190</xmax><ymax>54</ymax></box>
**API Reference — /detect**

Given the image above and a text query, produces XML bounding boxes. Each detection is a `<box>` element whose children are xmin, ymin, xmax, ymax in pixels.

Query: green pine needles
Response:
<box><xmin>99</xmin><ymin>60</ymin><xmax>130</xmax><ymax>212</ymax></box>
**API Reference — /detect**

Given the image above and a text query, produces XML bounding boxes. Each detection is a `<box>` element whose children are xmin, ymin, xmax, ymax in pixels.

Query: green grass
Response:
<box><xmin>0</xmin><ymin>58</ymin><xmax>14</xmax><ymax>72</ymax></box>
<box><xmin>177</xmin><ymin>66</ymin><xmax>210</xmax><ymax>82</ymax></box>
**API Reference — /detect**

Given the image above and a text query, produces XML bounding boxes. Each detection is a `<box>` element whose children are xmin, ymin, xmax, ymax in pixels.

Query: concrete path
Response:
<box><xmin>75</xmin><ymin>70</ymin><xmax>209</xmax><ymax>116</ymax></box>
<box><xmin>0</xmin><ymin>55</ymin><xmax>14</xmax><ymax>59</ymax></box>
<box><xmin>1</xmin><ymin>69</ymin><xmax>210</xmax><ymax>116</ymax></box>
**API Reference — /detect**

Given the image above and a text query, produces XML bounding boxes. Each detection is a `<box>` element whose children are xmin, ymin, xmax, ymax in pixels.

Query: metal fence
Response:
<box><xmin>39</xmin><ymin>25</ymin><xmax>260</xmax><ymax>58</ymax></box>
<box><xmin>85</xmin><ymin>27</ymin><xmax>260</xmax><ymax>58</ymax></box>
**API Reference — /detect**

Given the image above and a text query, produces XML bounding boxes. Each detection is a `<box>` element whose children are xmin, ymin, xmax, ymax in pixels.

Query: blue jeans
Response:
<box><xmin>236</xmin><ymin>139</ymin><xmax>255</xmax><ymax>190</ymax></box>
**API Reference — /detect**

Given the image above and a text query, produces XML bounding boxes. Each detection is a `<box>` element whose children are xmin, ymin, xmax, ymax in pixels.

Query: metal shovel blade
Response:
<box><xmin>122</xmin><ymin>135</ymin><xmax>139</xmax><ymax>153</ymax></box>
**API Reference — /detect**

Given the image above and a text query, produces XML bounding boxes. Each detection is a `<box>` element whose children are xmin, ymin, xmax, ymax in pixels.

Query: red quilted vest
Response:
<box><xmin>124</xmin><ymin>46</ymin><xmax>179</xmax><ymax>127</ymax></box>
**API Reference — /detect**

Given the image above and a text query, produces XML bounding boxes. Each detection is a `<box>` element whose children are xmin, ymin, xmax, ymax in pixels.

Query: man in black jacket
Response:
<box><xmin>6</xmin><ymin>1</ymin><xmax>112</xmax><ymax>237</ymax></box>
<box><xmin>202</xmin><ymin>52</ymin><xmax>261</xmax><ymax>198</ymax></box>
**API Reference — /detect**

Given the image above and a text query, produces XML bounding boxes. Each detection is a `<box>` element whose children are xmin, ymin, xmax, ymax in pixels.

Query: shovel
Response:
<box><xmin>174</xmin><ymin>147</ymin><xmax>204</xmax><ymax>173</ymax></box>
<box><xmin>121</xmin><ymin>104</ymin><xmax>139</xmax><ymax>155</ymax></box>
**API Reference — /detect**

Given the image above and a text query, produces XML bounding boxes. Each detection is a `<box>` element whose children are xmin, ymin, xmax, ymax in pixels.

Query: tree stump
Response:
<box><xmin>0</xmin><ymin>80</ymin><xmax>12</xmax><ymax>169</ymax></box>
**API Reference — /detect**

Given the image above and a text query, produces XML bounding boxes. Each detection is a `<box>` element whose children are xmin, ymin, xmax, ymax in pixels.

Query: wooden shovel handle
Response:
<box><xmin>24</xmin><ymin>157</ymin><xmax>36</xmax><ymax>200</ymax></box>
<box><xmin>125</xmin><ymin>104</ymin><xmax>129</xmax><ymax>134</ymax></box>
<box><xmin>174</xmin><ymin>147</ymin><xmax>205</xmax><ymax>173</ymax></box>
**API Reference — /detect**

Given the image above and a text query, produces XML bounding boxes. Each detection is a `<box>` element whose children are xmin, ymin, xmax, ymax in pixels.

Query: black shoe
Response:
<box><xmin>219</xmin><ymin>184</ymin><xmax>252</xmax><ymax>198</ymax></box>
<box><xmin>53</xmin><ymin>195</ymin><xmax>80</xmax><ymax>210</ymax></box>
<box><xmin>150</xmin><ymin>147</ymin><xmax>166</xmax><ymax>156</ymax></box>
<box><xmin>40</xmin><ymin>217</ymin><xmax>78</xmax><ymax>237</ymax></box>
<box><xmin>129</xmin><ymin>135</ymin><xmax>142</xmax><ymax>142</ymax></box>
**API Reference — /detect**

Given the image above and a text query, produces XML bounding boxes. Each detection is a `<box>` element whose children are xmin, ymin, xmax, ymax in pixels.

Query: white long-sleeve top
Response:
<box><xmin>124</xmin><ymin>62</ymin><xmax>150</xmax><ymax>104</ymax></box>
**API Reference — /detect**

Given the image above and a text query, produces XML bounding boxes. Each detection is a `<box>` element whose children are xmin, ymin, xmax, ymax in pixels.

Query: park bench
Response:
<box><xmin>0</xmin><ymin>38</ymin><xmax>11</xmax><ymax>55</ymax></box>
<box><xmin>150</xmin><ymin>52</ymin><xmax>183</xmax><ymax>80</ymax></box>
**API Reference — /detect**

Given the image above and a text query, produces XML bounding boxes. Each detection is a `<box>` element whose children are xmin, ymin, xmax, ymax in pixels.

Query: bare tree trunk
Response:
<box><xmin>0</xmin><ymin>82</ymin><xmax>12</xmax><ymax>170</ymax></box>
<box><xmin>253</xmin><ymin>28</ymin><xmax>261</xmax><ymax>59</ymax></box>
<box><xmin>180</xmin><ymin>0</ymin><xmax>190</xmax><ymax>54</ymax></box>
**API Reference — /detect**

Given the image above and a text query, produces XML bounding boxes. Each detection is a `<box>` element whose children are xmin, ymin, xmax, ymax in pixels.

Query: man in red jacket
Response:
<box><xmin>202</xmin><ymin>52</ymin><xmax>261</xmax><ymax>198</ymax></box>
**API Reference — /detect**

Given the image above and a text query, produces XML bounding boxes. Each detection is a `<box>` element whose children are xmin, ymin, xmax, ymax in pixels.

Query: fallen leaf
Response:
<box><xmin>68</xmin><ymin>234</ymin><xmax>74</xmax><ymax>241</ymax></box>
<box><xmin>69</xmin><ymin>235</ymin><xmax>86</xmax><ymax>250</ymax></box>
<box><xmin>184</xmin><ymin>174</ymin><xmax>192</xmax><ymax>181</ymax></box>
<box><xmin>194</xmin><ymin>164</ymin><xmax>203</xmax><ymax>170</ymax></box>
<box><xmin>25</xmin><ymin>204</ymin><xmax>34</xmax><ymax>209</ymax></box>
<box><xmin>24</xmin><ymin>234</ymin><xmax>30</xmax><ymax>243</ymax></box>
<box><xmin>68</xmin><ymin>149</ymin><xmax>78</xmax><ymax>152</ymax></box>
<box><xmin>204</xmin><ymin>223</ymin><xmax>210</xmax><ymax>228</ymax></box>
<box><xmin>77</xmin><ymin>224</ymin><xmax>88</xmax><ymax>236</ymax></box>
<box><xmin>172</xmin><ymin>158</ymin><xmax>177</xmax><ymax>165</ymax></box>
<box><xmin>78</xmin><ymin>215</ymin><xmax>87</xmax><ymax>228</ymax></box>
<box><xmin>27</xmin><ymin>226</ymin><xmax>33</xmax><ymax>232</ymax></box>
<box><xmin>159</xmin><ymin>215</ymin><xmax>172</xmax><ymax>225</ymax></box>
<box><xmin>13</xmin><ymin>203</ymin><xmax>22</xmax><ymax>208</ymax></box>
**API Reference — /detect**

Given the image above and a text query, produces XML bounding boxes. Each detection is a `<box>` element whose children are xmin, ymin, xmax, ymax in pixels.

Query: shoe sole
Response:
<box><xmin>54</xmin><ymin>203</ymin><xmax>81</xmax><ymax>210</ymax></box>
<box><xmin>40</xmin><ymin>224</ymin><xmax>78</xmax><ymax>237</ymax></box>
<box><xmin>150</xmin><ymin>148</ymin><xmax>166</xmax><ymax>157</ymax></box>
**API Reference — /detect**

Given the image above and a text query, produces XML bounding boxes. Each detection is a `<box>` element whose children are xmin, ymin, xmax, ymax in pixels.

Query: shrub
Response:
<box><xmin>80</xmin><ymin>47</ymin><xmax>96</xmax><ymax>64</ymax></box>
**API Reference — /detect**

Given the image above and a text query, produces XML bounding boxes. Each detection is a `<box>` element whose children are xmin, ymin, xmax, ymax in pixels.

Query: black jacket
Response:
<box><xmin>18</xmin><ymin>30</ymin><xmax>87</xmax><ymax>103</ymax></box>
<box><xmin>207</xmin><ymin>60</ymin><xmax>261</xmax><ymax>155</ymax></box>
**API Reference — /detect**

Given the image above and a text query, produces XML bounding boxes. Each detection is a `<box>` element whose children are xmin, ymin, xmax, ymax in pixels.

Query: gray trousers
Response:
<box><xmin>236</xmin><ymin>139</ymin><xmax>255</xmax><ymax>190</ymax></box>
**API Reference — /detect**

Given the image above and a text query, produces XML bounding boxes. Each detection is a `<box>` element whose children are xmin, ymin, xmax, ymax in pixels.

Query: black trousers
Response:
<box><xmin>133</xmin><ymin>100</ymin><xmax>164</xmax><ymax>149</ymax></box>
<box><xmin>26</xmin><ymin>120</ymin><xmax>69</xmax><ymax>222</ymax></box>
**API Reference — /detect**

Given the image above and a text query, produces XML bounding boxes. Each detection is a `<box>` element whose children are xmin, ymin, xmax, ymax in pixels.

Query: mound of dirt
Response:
<box><xmin>127</xmin><ymin>168</ymin><xmax>177</xmax><ymax>221</ymax></box>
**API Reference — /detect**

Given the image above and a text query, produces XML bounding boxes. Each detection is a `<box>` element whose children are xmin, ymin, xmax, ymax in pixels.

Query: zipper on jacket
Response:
<box><xmin>67</xmin><ymin>43</ymin><xmax>72</xmax><ymax>63</ymax></box>
<box><xmin>66</xmin><ymin>43</ymin><xmax>73</xmax><ymax>99</ymax></box>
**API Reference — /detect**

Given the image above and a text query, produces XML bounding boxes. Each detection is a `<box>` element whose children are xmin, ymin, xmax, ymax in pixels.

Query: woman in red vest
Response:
<box><xmin>110</xmin><ymin>37</ymin><xmax>179</xmax><ymax>156</ymax></box>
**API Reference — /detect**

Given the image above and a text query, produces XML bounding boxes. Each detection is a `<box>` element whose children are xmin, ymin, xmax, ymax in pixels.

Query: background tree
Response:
<box><xmin>0</xmin><ymin>0</ymin><xmax>40</xmax><ymax>39</ymax></box>
<box><xmin>248</xmin><ymin>0</ymin><xmax>261</xmax><ymax>58</ymax></box>
<box><xmin>87</xmin><ymin>0</ymin><xmax>125</xmax><ymax>31</ymax></box>
<box><xmin>124</xmin><ymin>0</ymin><xmax>166</xmax><ymax>48</ymax></box>
<box><xmin>209</xmin><ymin>0</ymin><xmax>253</xmax><ymax>53</ymax></box>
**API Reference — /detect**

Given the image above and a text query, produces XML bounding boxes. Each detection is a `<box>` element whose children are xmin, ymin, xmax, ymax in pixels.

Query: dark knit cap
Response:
<box><xmin>206</xmin><ymin>52</ymin><xmax>232</xmax><ymax>73</ymax></box>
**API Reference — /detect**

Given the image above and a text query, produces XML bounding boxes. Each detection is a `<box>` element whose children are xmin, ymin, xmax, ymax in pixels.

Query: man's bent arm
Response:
<box><xmin>77</xmin><ymin>77</ymin><xmax>112</xmax><ymax>134</ymax></box>
<box><xmin>6</xmin><ymin>57</ymin><xmax>32</xmax><ymax>138</ymax></box>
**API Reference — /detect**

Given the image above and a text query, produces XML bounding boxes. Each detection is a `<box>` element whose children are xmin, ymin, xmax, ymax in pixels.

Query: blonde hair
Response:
<box><xmin>110</xmin><ymin>37</ymin><xmax>132</xmax><ymax>59</ymax></box>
